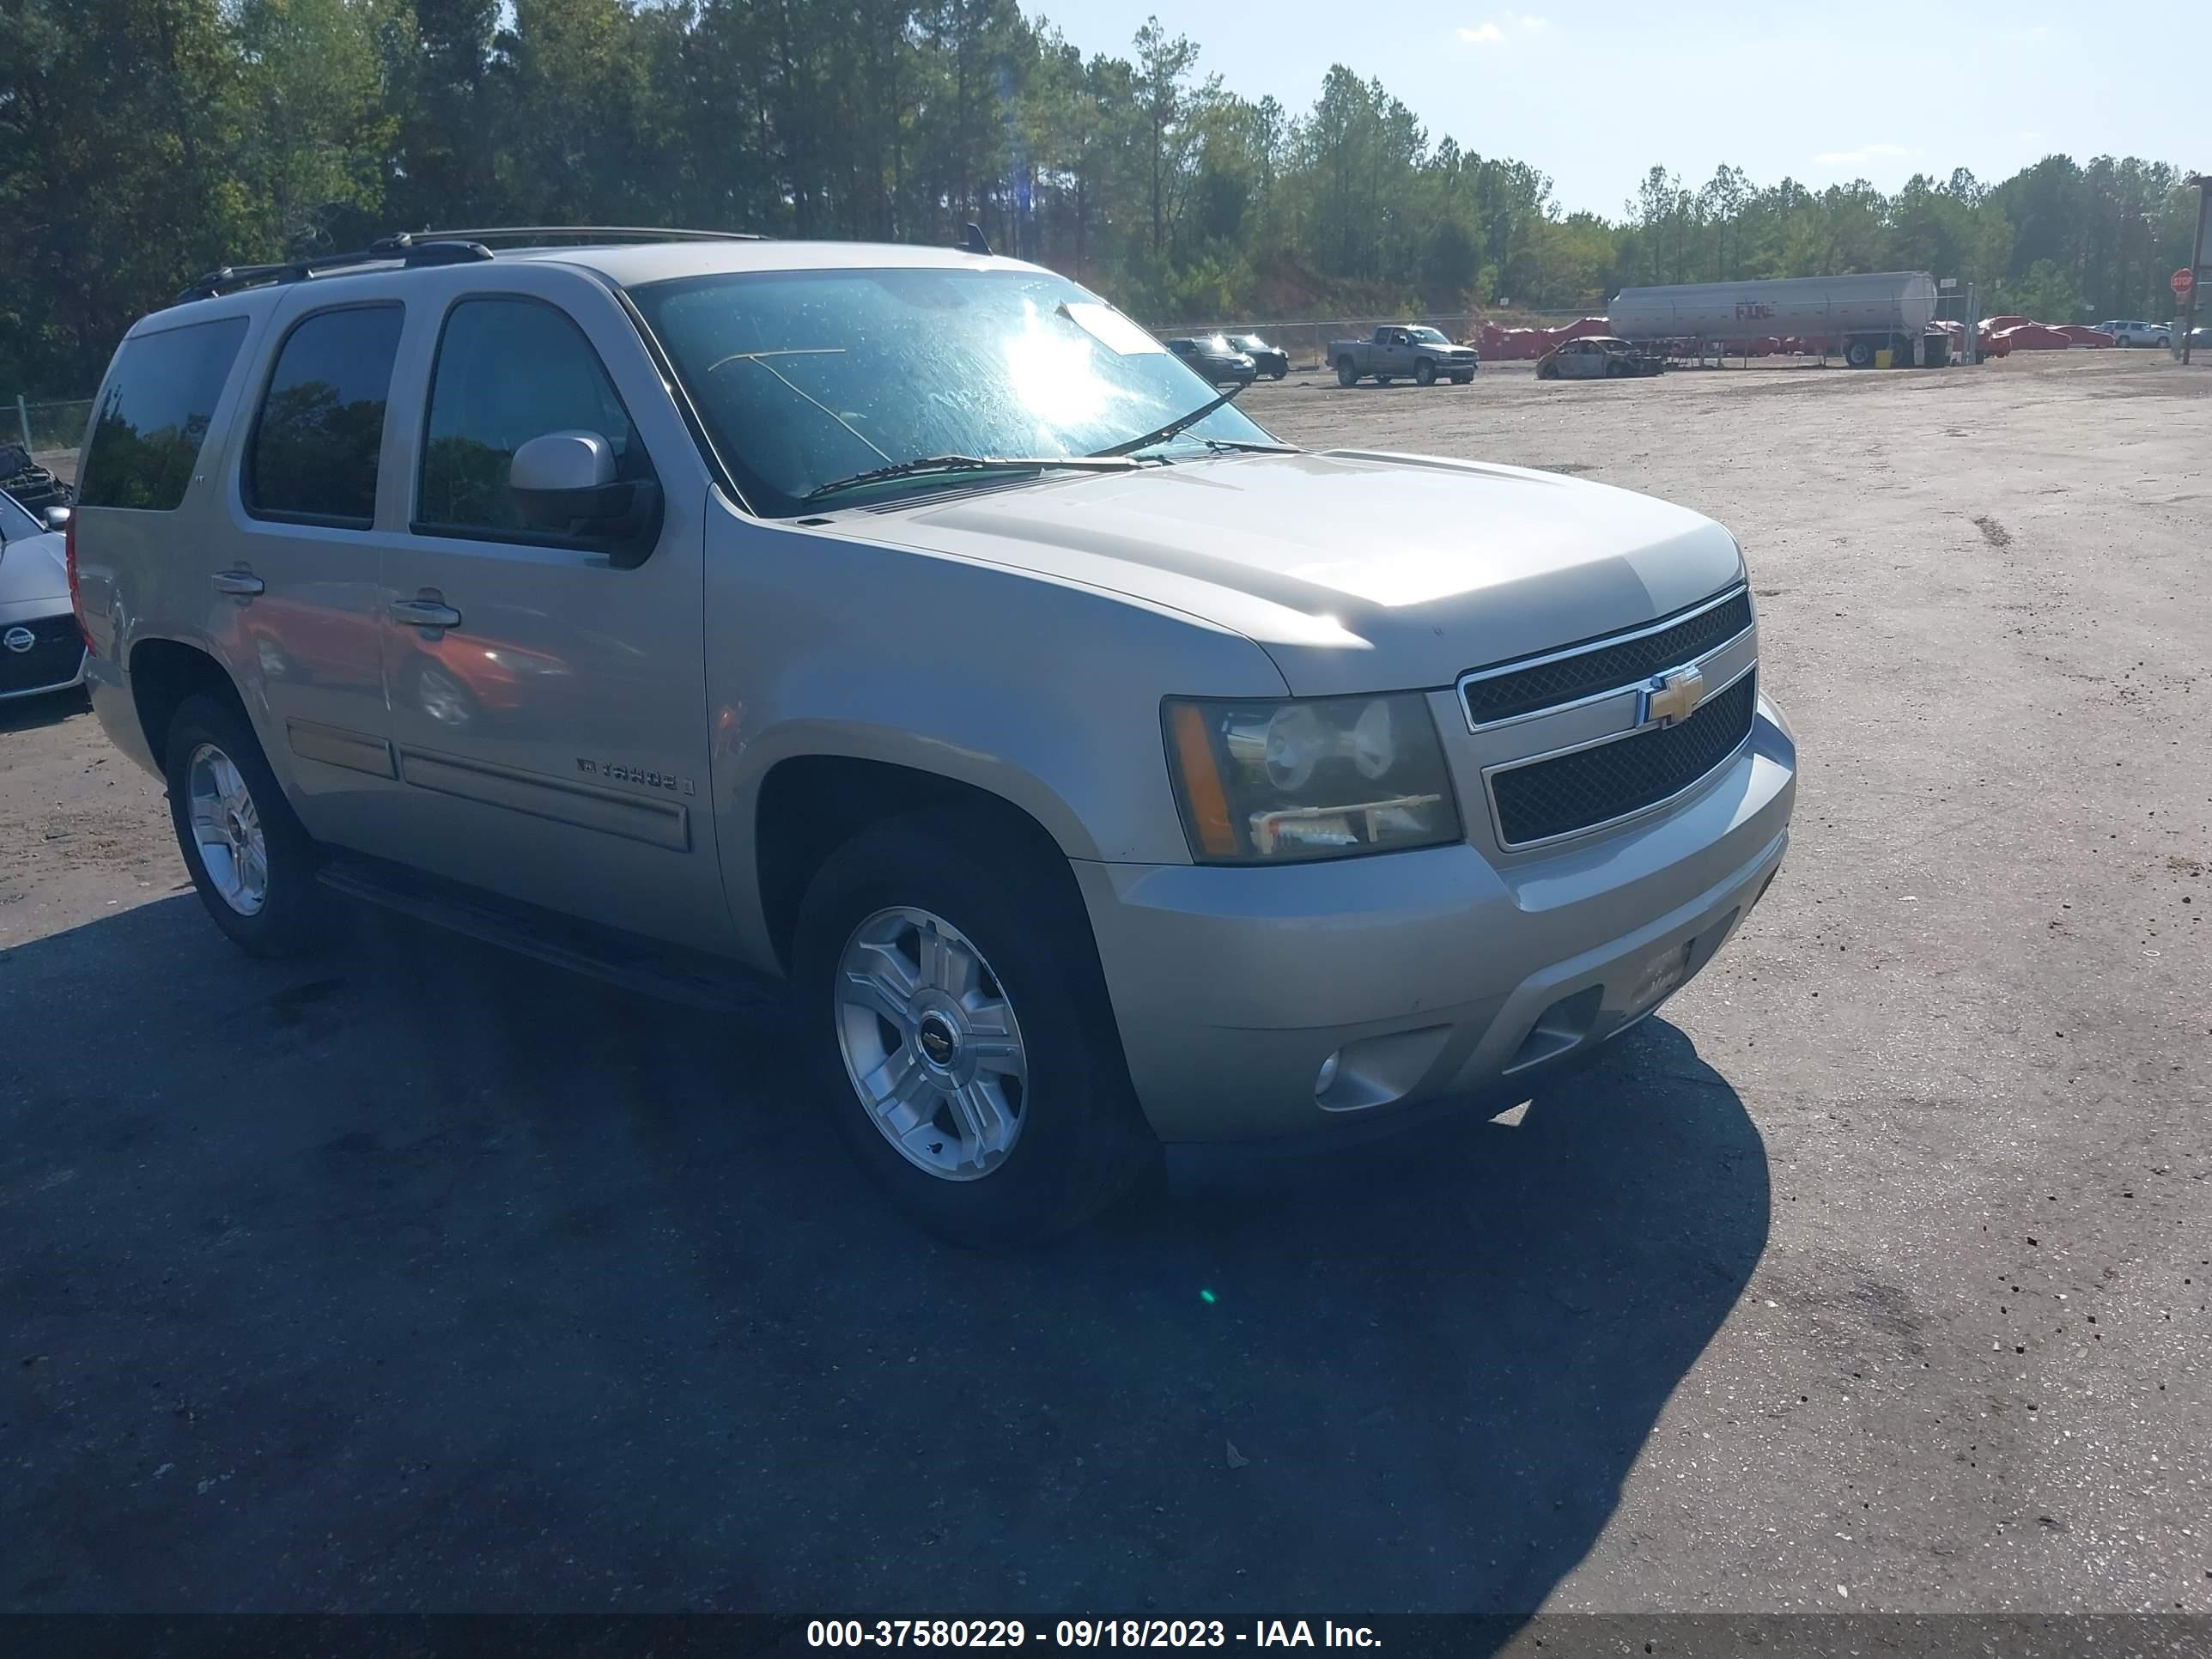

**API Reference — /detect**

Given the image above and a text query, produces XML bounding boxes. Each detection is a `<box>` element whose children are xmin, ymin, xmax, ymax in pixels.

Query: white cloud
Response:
<box><xmin>1814</xmin><ymin>142</ymin><xmax>1909</xmax><ymax>167</ymax></box>
<box><xmin>1458</xmin><ymin>15</ymin><xmax>1545</xmax><ymax>42</ymax></box>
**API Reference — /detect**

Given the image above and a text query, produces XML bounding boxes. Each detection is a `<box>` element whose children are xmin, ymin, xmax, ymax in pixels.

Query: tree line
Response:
<box><xmin>2</xmin><ymin>0</ymin><xmax>2200</xmax><ymax>398</ymax></box>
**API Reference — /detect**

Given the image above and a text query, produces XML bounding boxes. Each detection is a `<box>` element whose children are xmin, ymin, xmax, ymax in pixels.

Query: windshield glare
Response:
<box><xmin>631</xmin><ymin>268</ymin><xmax>1279</xmax><ymax>514</ymax></box>
<box><xmin>1408</xmin><ymin>326</ymin><xmax>1449</xmax><ymax>343</ymax></box>
<box><xmin>0</xmin><ymin>489</ymin><xmax>41</xmax><ymax>541</ymax></box>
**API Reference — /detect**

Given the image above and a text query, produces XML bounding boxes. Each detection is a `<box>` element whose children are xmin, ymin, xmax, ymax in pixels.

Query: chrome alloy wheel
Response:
<box><xmin>185</xmin><ymin>742</ymin><xmax>269</xmax><ymax>916</ymax></box>
<box><xmin>833</xmin><ymin>906</ymin><xmax>1029</xmax><ymax>1181</ymax></box>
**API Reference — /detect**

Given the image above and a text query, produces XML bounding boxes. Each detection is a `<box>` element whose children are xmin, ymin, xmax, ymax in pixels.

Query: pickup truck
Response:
<box><xmin>1330</xmin><ymin>325</ymin><xmax>1479</xmax><ymax>386</ymax></box>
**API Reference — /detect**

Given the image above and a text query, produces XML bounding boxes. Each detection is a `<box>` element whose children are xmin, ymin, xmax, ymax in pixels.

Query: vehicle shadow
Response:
<box><xmin>2</xmin><ymin>896</ymin><xmax>1768</xmax><ymax>1624</ymax></box>
<box><xmin>0</xmin><ymin>685</ymin><xmax>91</xmax><ymax>734</ymax></box>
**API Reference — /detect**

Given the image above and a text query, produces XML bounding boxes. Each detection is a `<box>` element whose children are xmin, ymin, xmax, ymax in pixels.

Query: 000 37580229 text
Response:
<box><xmin>807</xmin><ymin>1620</ymin><xmax>1384</xmax><ymax>1648</ymax></box>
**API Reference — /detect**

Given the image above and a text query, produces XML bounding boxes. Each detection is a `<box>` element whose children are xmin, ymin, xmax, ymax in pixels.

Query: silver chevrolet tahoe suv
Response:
<box><xmin>72</xmin><ymin>228</ymin><xmax>1796</xmax><ymax>1243</ymax></box>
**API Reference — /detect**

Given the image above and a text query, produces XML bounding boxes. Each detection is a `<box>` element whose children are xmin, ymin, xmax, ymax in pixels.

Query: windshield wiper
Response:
<box><xmin>1088</xmin><ymin>383</ymin><xmax>1291</xmax><ymax>459</ymax></box>
<box><xmin>804</xmin><ymin>453</ymin><xmax>1139</xmax><ymax>504</ymax></box>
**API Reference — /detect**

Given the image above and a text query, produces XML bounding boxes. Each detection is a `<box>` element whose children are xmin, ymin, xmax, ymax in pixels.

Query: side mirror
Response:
<box><xmin>44</xmin><ymin>506</ymin><xmax>71</xmax><ymax>532</ymax></box>
<box><xmin>509</xmin><ymin>430</ymin><xmax>661</xmax><ymax>568</ymax></box>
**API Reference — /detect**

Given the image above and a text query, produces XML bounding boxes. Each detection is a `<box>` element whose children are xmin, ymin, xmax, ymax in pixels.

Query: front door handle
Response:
<box><xmin>390</xmin><ymin>596</ymin><xmax>463</xmax><ymax>630</ymax></box>
<box><xmin>211</xmin><ymin>569</ymin><xmax>264</xmax><ymax>598</ymax></box>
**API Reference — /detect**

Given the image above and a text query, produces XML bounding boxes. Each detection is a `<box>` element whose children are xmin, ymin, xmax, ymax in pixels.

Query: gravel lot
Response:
<box><xmin>3</xmin><ymin>353</ymin><xmax>2208</xmax><ymax>1620</ymax></box>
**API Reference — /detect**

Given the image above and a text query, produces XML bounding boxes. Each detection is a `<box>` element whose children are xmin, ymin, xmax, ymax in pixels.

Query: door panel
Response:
<box><xmin>368</xmin><ymin>281</ymin><xmax>730</xmax><ymax>954</ymax></box>
<box><xmin>213</xmin><ymin>300</ymin><xmax>410</xmax><ymax>842</ymax></box>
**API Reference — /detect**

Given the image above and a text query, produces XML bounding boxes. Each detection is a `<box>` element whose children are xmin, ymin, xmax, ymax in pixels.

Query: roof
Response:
<box><xmin>174</xmin><ymin>232</ymin><xmax>1025</xmax><ymax>302</ymax></box>
<box><xmin>515</xmin><ymin>238</ymin><xmax>1026</xmax><ymax>287</ymax></box>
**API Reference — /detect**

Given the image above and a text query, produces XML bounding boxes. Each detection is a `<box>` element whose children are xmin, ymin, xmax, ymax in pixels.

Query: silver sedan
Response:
<box><xmin>0</xmin><ymin>489</ymin><xmax>87</xmax><ymax>702</ymax></box>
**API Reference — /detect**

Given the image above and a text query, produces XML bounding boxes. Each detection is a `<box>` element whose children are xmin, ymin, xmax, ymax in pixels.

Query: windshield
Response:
<box><xmin>0</xmin><ymin>489</ymin><xmax>42</xmax><ymax>541</ymax></box>
<box><xmin>630</xmin><ymin>267</ymin><xmax>1279</xmax><ymax>514</ymax></box>
<box><xmin>1408</xmin><ymin>326</ymin><xmax>1449</xmax><ymax>344</ymax></box>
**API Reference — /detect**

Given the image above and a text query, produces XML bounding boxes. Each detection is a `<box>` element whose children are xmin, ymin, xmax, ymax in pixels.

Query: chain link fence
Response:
<box><xmin>9</xmin><ymin>397</ymin><xmax>94</xmax><ymax>477</ymax></box>
<box><xmin>1144</xmin><ymin>314</ymin><xmax>1470</xmax><ymax>373</ymax></box>
<box><xmin>1144</xmin><ymin>313</ymin><xmax>1589</xmax><ymax>372</ymax></box>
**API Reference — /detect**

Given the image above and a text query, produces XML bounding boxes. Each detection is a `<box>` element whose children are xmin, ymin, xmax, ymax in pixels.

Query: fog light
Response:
<box><xmin>1314</xmin><ymin>1050</ymin><xmax>1342</xmax><ymax>1097</ymax></box>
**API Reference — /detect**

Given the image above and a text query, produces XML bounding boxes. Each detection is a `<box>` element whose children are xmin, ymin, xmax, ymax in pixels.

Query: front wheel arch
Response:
<box><xmin>754</xmin><ymin>755</ymin><xmax>1080</xmax><ymax>976</ymax></box>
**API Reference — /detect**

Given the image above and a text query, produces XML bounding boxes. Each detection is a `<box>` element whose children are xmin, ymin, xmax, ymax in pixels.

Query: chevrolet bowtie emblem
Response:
<box><xmin>1642</xmin><ymin>665</ymin><xmax>1705</xmax><ymax>728</ymax></box>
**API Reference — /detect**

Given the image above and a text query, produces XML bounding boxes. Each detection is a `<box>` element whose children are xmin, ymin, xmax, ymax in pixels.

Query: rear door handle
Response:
<box><xmin>211</xmin><ymin>569</ymin><xmax>264</xmax><ymax>598</ymax></box>
<box><xmin>389</xmin><ymin>597</ymin><xmax>463</xmax><ymax>630</ymax></box>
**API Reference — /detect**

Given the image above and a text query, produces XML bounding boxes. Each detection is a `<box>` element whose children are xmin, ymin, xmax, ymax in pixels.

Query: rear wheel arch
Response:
<box><xmin>130</xmin><ymin>637</ymin><xmax>247</xmax><ymax>767</ymax></box>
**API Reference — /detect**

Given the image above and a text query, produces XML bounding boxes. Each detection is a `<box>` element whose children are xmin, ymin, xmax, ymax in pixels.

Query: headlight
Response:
<box><xmin>1165</xmin><ymin>694</ymin><xmax>1462</xmax><ymax>863</ymax></box>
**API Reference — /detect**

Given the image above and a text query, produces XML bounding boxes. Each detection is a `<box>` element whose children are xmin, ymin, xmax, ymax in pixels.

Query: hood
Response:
<box><xmin>0</xmin><ymin>527</ymin><xmax>68</xmax><ymax>607</ymax></box>
<box><xmin>845</xmin><ymin>450</ymin><xmax>1745</xmax><ymax>696</ymax></box>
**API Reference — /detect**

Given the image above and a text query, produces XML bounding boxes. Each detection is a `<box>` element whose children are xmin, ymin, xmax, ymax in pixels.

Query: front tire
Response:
<box><xmin>793</xmin><ymin>809</ymin><xmax>1155</xmax><ymax>1246</ymax></box>
<box><xmin>1414</xmin><ymin>359</ymin><xmax>1437</xmax><ymax>386</ymax></box>
<box><xmin>163</xmin><ymin>693</ymin><xmax>326</xmax><ymax>957</ymax></box>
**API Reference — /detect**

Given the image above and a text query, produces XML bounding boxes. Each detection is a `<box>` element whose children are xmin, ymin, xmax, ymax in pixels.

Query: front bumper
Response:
<box><xmin>1075</xmin><ymin>696</ymin><xmax>1795</xmax><ymax>1143</ymax></box>
<box><xmin>0</xmin><ymin>604</ymin><xmax>88</xmax><ymax>702</ymax></box>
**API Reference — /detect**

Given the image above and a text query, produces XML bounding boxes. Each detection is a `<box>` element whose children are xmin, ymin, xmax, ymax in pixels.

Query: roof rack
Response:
<box><xmin>414</xmin><ymin>226</ymin><xmax>767</xmax><ymax>247</ymax></box>
<box><xmin>174</xmin><ymin>234</ymin><xmax>493</xmax><ymax>303</ymax></box>
<box><xmin>172</xmin><ymin>225</ymin><xmax>767</xmax><ymax>305</ymax></box>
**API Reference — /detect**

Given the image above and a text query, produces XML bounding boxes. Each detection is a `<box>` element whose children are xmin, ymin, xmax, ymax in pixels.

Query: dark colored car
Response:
<box><xmin>0</xmin><ymin>443</ymin><xmax>74</xmax><ymax>516</ymax></box>
<box><xmin>1225</xmin><ymin>333</ymin><xmax>1290</xmax><ymax>380</ymax></box>
<box><xmin>1535</xmin><ymin>336</ymin><xmax>1666</xmax><ymax>380</ymax></box>
<box><xmin>1166</xmin><ymin>335</ymin><xmax>1258</xmax><ymax>386</ymax></box>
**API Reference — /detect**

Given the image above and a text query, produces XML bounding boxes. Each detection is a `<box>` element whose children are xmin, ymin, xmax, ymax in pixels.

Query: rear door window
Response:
<box><xmin>416</xmin><ymin>297</ymin><xmax>648</xmax><ymax>538</ymax></box>
<box><xmin>246</xmin><ymin>305</ymin><xmax>405</xmax><ymax>527</ymax></box>
<box><xmin>77</xmin><ymin>317</ymin><xmax>250</xmax><ymax>511</ymax></box>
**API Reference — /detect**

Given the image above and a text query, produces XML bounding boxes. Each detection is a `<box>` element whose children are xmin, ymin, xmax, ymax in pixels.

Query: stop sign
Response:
<box><xmin>2174</xmin><ymin>267</ymin><xmax>2197</xmax><ymax>297</ymax></box>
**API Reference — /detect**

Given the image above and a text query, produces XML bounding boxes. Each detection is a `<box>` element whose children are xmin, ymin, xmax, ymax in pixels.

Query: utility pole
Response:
<box><xmin>2183</xmin><ymin>174</ymin><xmax>2208</xmax><ymax>367</ymax></box>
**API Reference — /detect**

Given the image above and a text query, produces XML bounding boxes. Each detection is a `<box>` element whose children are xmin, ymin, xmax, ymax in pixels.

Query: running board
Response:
<box><xmin>315</xmin><ymin>854</ymin><xmax>786</xmax><ymax>1014</ymax></box>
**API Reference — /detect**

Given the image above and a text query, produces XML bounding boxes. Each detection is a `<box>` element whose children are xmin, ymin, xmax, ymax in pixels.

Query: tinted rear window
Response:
<box><xmin>78</xmin><ymin>317</ymin><xmax>250</xmax><ymax>511</ymax></box>
<box><xmin>246</xmin><ymin>306</ymin><xmax>404</xmax><ymax>526</ymax></box>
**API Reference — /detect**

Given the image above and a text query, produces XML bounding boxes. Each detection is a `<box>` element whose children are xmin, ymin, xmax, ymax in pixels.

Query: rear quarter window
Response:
<box><xmin>77</xmin><ymin>316</ymin><xmax>251</xmax><ymax>511</ymax></box>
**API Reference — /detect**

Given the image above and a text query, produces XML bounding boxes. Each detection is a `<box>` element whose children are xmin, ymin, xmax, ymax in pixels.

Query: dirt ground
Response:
<box><xmin>2</xmin><ymin>352</ymin><xmax>2208</xmax><ymax>1623</ymax></box>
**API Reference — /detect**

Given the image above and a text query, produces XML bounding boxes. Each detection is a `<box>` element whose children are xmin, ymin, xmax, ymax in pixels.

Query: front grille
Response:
<box><xmin>1463</xmin><ymin>589</ymin><xmax>1752</xmax><ymax>726</ymax></box>
<box><xmin>0</xmin><ymin>614</ymin><xmax>84</xmax><ymax>696</ymax></box>
<box><xmin>1491</xmin><ymin>670</ymin><xmax>1756</xmax><ymax>846</ymax></box>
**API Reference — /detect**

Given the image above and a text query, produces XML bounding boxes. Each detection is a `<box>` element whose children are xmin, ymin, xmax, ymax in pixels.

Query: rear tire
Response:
<box><xmin>1844</xmin><ymin>340</ymin><xmax>1875</xmax><ymax>368</ymax></box>
<box><xmin>1336</xmin><ymin>358</ymin><xmax>1358</xmax><ymax>387</ymax></box>
<box><xmin>793</xmin><ymin>808</ymin><xmax>1156</xmax><ymax>1247</ymax></box>
<box><xmin>163</xmin><ymin>693</ymin><xmax>327</xmax><ymax>957</ymax></box>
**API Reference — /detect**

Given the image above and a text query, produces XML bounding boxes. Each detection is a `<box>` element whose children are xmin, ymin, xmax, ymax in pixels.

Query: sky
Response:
<box><xmin>1030</xmin><ymin>0</ymin><xmax>2205</xmax><ymax>217</ymax></box>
